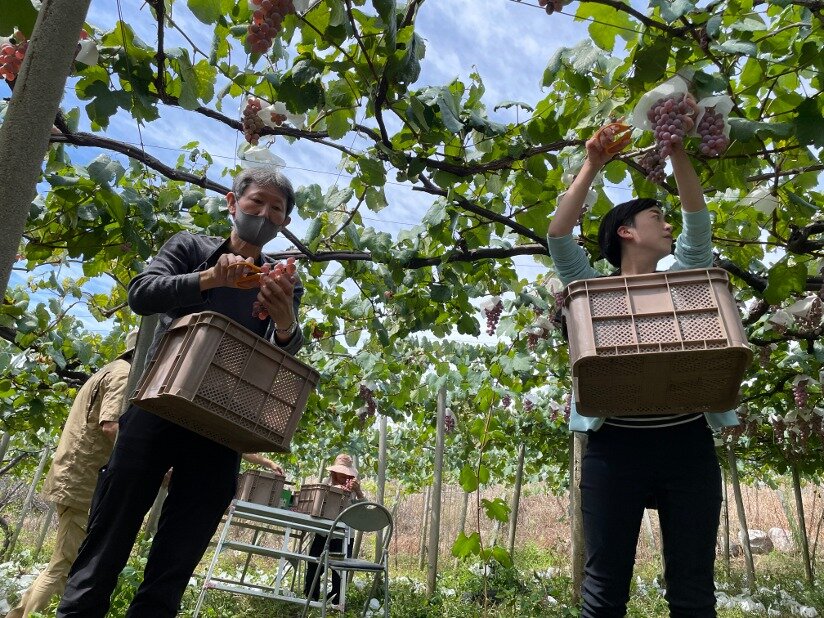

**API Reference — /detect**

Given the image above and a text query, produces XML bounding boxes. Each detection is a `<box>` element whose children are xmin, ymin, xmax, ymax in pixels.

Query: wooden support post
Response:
<box><xmin>144</xmin><ymin>486</ymin><xmax>169</xmax><ymax>539</ymax></box>
<box><xmin>571</xmin><ymin>432</ymin><xmax>587</xmax><ymax>604</ymax></box>
<box><xmin>791</xmin><ymin>464</ymin><xmax>814</xmax><ymax>585</ymax></box>
<box><xmin>376</xmin><ymin>414</ymin><xmax>387</xmax><ymax>558</ymax></box>
<box><xmin>122</xmin><ymin>314</ymin><xmax>159</xmax><ymax>412</ymax></box>
<box><xmin>418</xmin><ymin>485</ymin><xmax>431</xmax><ymax>571</ymax></box>
<box><xmin>721</xmin><ymin>466</ymin><xmax>730</xmax><ymax>579</ymax></box>
<box><xmin>6</xmin><ymin>446</ymin><xmax>50</xmax><ymax>559</ymax></box>
<box><xmin>426</xmin><ymin>386</ymin><xmax>446</xmax><ymax>596</ymax></box>
<box><xmin>33</xmin><ymin>503</ymin><xmax>55</xmax><ymax>562</ymax></box>
<box><xmin>726</xmin><ymin>444</ymin><xmax>755</xmax><ymax>590</ymax></box>
<box><xmin>0</xmin><ymin>432</ymin><xmax>10</xmax><ymax>465</ymax></box>
<box><xmin>507</xmin><ymin>442</ymin><xmax>526</xmax><ymax>557</ymax></box>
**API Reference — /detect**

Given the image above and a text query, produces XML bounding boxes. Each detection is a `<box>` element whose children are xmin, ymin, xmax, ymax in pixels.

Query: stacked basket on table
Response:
<box><xmin>235</xmin><ymin>469</ymin><xmax>290</xmax><ymax>508</ymax></box>
<box><xmin>562</xmin><ymin>268</ymin><xmax>752</xmax><ymax>416</ymax></box>
<box><xmin>293</xmin><ymin>484</ymin><xmax>351</xmax><ymax>519</ymax></box>
<box><xmin>132</xmin><ymin>311</ymin><xmax>319</xmax><ymax>453</ymax></box>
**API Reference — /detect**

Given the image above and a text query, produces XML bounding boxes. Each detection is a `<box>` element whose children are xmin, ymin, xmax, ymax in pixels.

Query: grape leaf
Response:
<box><xmin>187</xmin><ymin>0</ymin><xmax>222</xmax><ymax>25</ymax></box>
<box><xmin>451</xmin><ymin>531</ymin><xmax>481</xmax><ymax>559</ymax></box>
<box><xmin>763</xmin><ymin>262</ymin><xmax>807</xmax><ymax>305</ymax></box>
<box><xmin>793</xmin><ymin>98</ymin><xmax>824</xmax><ymax>147</ymax></box>
<box><xmin>0</xmin><ymin>0</ymin><xmax>37</xmax><ymax>36</ymax></box>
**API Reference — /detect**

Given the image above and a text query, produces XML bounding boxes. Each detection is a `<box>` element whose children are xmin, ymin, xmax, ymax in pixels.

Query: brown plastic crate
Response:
<box><xmin>236</xmin><ymin>470</ymin><xmax>287</xmax><ymax>507</ymax></box>
<box><xmin>294</xmin><ymin>483</ymin><xmax>351</xmax><ymax>519</ymax></box>
<box><xmin>563</xmin><ymin>268</ymin><xmax>752</xmax><ymax>417</ymax></box>
<box><xmin>132</xmin><ymin>311</ymin><xmax>319</xmax><ymax>452</ymax></box>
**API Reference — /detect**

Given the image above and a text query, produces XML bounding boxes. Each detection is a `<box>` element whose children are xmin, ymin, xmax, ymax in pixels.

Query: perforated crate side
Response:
<box><xmin>294</xmin><ymin>484</ymin><xmax>351</xmax><ymax>518</ymax></box>
<box><xmin>564</xmin><ymin>269</ymin><xmax>753</xmax><ymax>417</ymax></box>
<box><xmin>132</xmin><ymin>311</ymin><xmax>320</xmax><ymax>453</ymax></box>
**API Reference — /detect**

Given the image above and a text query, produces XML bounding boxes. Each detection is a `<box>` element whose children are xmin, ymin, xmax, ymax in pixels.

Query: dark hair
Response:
<box><xmin>597</xmin><ymin>198</ymin><xmax>662</xmax><ymax>268</ymax></box>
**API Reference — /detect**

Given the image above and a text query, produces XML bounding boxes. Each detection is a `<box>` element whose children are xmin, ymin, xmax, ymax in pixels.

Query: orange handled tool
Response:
<box><xmin>226</xmin><ymin>262</ymin><xmax>264</xmax><ymax>288</ymax></box>
<box><xmin>595</xmin><ymin>121</ymin><xmax>632</xmax><ymax>154</ymax></box>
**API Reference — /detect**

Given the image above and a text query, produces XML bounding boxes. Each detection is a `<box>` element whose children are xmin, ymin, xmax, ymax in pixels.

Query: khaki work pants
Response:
<box><xmin>6</xmin><ymin>504</ymin><xmax>88</xmax><ymax>618</ymax></box>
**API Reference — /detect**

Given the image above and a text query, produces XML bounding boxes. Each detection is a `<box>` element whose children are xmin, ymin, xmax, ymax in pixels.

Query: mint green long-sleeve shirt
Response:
<box><xmin>547</xmin><ymin>208</ymin><xmax>740</xmax><ymax>433</ymax></box>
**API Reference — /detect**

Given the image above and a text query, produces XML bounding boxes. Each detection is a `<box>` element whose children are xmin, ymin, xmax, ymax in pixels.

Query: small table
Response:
<box><xmin>192</xmin><ymin>499</ymin><xmax>349</xmax><ymax>616</ymax></box>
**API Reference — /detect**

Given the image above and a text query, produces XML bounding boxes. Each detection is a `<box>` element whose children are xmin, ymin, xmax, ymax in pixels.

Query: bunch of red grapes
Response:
<box><xmin>639</xmin><ymin>149</ymin><xmax>666</xmax><ymax>184</ymax></box>
<box><xmin>0</xmin><ymin>33</ymin><xmax>28</xmax><ymax>82</ymax></box>
<box><xmin>359</xmin><ymin>383</ymin><xmax>377</xmax><ymax>418</ymax></box>
<box><xmin>444</xmin><ymin>414</ymin><xmax>455</xmax><ymax>433</ymax></box>
<box><xmin>646</xmin><ymin>93</ymin><xmax>699</xmax><ymax>158</ymax></box>
<box><xmin>483</xmin><ymin>298</ymin><xmax>503</xmax><ymax>336</ymax></box>
<box><xmin>247</xmin><ymin>0</ymin><xmax>295</xmax><ymax>54</ymax></box>
<box><xmin>502</xmin><ymin>395</ymin><xmax>512</xmax><ymax>408</ymax></box>
<box><xmin>696</xmin><ymin>106</ymin><xmax>730</xmax><ymax>157</ymax></box>
<box><xmin>793</xmin><ymin>380</ymin><xmax>809</xmax><ymax>409</ymax></box>
<box><xmin>523</xmin><ymin>398</ymin><xmax>535</xmax><ymax>412</ymax></box>
<box><xmin>242</xmin><ymin>97</ymin><xmax>265</xmax><ymax>145</ymax></box>
<box><xmin>251</xmin><ymin>257</ymin><xmax>297</xmax><ymax>320</ymax></box>
<box><xmin>639</xmin><ymin>93</ymin><xmax>701</xmax><ymax>183</ymax></box>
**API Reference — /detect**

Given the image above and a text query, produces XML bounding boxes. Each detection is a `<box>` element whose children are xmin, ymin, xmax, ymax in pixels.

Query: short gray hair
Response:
<box><xmin>232</xmin><ymin>167</ymin><xmax>296</xmax><ymax>215</ymax></box>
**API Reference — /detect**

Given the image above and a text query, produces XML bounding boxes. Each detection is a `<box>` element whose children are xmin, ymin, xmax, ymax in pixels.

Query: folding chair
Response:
<box><xmin>301</xmin><ymin>501</ymin><xmax>392</xmax><ymax>618</ymax></box>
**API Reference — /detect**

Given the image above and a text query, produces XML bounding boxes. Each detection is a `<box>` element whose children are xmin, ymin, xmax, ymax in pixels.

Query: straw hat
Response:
<box><xmin>326</xmin><ymin>454</ymin><xmax>358</xmax><ymax>478</ymax></box>
<box><xmin>118</xmin><ymin>330</ymin><xmax>139</xmax><ymax>359</ymax></box>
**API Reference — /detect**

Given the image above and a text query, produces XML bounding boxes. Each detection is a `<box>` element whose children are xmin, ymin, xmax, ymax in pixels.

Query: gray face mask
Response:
<box><xmin>233</xmin><ymin>206</ymin><xmax>281</xmax><ymax>247</ymax></box>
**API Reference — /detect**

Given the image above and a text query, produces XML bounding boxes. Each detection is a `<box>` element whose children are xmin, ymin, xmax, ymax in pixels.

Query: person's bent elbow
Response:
<box><xmin>548</xmin><ymin>219</ymin><xmax>572</xmax><ymax>238</ymax></box>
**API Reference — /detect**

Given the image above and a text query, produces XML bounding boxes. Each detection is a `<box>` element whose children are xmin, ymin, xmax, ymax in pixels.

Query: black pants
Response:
<box><xmin>580</xmin><ymin>419</ymin><xmax>722</xmax><ymax>618</ymax></box>
<box><xmin>57</xmin><ymin>405</ymin><xmax>240</xmax><ymax>618</ymax></box>
<box><xmin>304</xmin><ymin>534</ymin><xmax>353</xmax><ymax>602</ymax></box>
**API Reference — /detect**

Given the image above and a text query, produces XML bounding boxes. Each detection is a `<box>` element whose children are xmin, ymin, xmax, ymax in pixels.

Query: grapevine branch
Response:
<box><xmin>714</xmin><ymin>256</ymin><xmax>767</xmax><ymax>292</ymax></box>
<box><xmin>0</xmin><ymin>325</ymin><xmax>91</xmax><ymax>386</ymax></box>
<box><xmin>587</xmin><ymin>0</ymin><xmax>684</xmax><ymax>36</ymax></box>
<box><xmin>148</xmin><ymin>0</ymin><xmax>166</xmax><ymax>99</ymax></box>
<box><xmin>42</xmin><ymin>130</ymin><xmax>824</xmax><ymax>291</ymax></box>
<box><xmin>49</xmin><ymin>131</ymin><xmax>230</xmax><ymax>194</ymax></box>
<box><xmin>739</xmin><ymin>374</ymin><xmax>794</xmax><ymax>405</ymax></box>
<box><xmin>264</xmin><ymin>244</ymin><xmax>549</xmax><ymax>267</ymax></box>
<box><xmin>417</xmin><ymin>174</ymin><xmax>547</xmax><ymax>246</ymax></box>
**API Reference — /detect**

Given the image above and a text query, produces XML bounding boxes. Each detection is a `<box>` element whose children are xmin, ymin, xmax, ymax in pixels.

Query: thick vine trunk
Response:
<box><xmin>0</xmin><ymin>0</ymin><xmax>93</xmax><ymax>294</ymax></box>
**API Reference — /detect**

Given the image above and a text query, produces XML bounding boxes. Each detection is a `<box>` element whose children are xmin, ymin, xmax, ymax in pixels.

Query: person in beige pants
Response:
<box><xmin>5</xmin><ymin>332</ymin><xmax>136</xmax><ymax>618</ymax></box>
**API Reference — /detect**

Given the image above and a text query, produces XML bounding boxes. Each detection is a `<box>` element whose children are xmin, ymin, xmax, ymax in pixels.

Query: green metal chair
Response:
<box><xmin>301</xmin><ymin>501</ymin><xmax>393</xmax><ymax>618</ymax></box>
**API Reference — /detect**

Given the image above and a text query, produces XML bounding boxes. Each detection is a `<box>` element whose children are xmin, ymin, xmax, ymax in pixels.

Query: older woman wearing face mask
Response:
<box><xmin>58</xmin><ymin>167</ymin><xmax>304</xmax><ymax>618</ymax></box>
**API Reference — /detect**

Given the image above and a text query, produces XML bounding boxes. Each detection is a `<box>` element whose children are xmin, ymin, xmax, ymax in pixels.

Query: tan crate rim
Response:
<box><xmin>563</xmin><ymin>267</ymin><xmax>733</xmax><ymax>300</ymax></box>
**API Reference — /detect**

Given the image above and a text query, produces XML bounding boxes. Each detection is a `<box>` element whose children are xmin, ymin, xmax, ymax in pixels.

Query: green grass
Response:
<box><xmin>5</xmin><ymin>539</ymin><xmax>823</xmax><ymax>617</ymax></box>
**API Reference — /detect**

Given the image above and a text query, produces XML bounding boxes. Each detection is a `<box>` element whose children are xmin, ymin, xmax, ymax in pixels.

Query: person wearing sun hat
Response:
<box><xmin>6</xmin><ymin>330</ymin><xmax>137</xmax><ymax>618</ymax></box>
<box><xmin>325</xmin><ymin>453</ymin><xmax>365</xmax><ymax>497</ymax></box>
<box><xmin>304</xmin><ymin>453</ymin><xmax>365</xmax><ymax>603</ymax></box>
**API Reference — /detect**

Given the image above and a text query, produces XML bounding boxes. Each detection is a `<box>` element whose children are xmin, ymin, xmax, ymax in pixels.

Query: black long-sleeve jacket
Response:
<box><xmin>128</xmin><ymin>231</ymin><xmax>304</xmax><ymax>368</ymax></box>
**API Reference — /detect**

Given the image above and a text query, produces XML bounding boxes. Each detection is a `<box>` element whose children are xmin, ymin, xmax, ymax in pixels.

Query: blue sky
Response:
<box><xmin>6</xmin><ymin>0</ymin><xmax>602</xmax><ymax>337</ymax></box>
